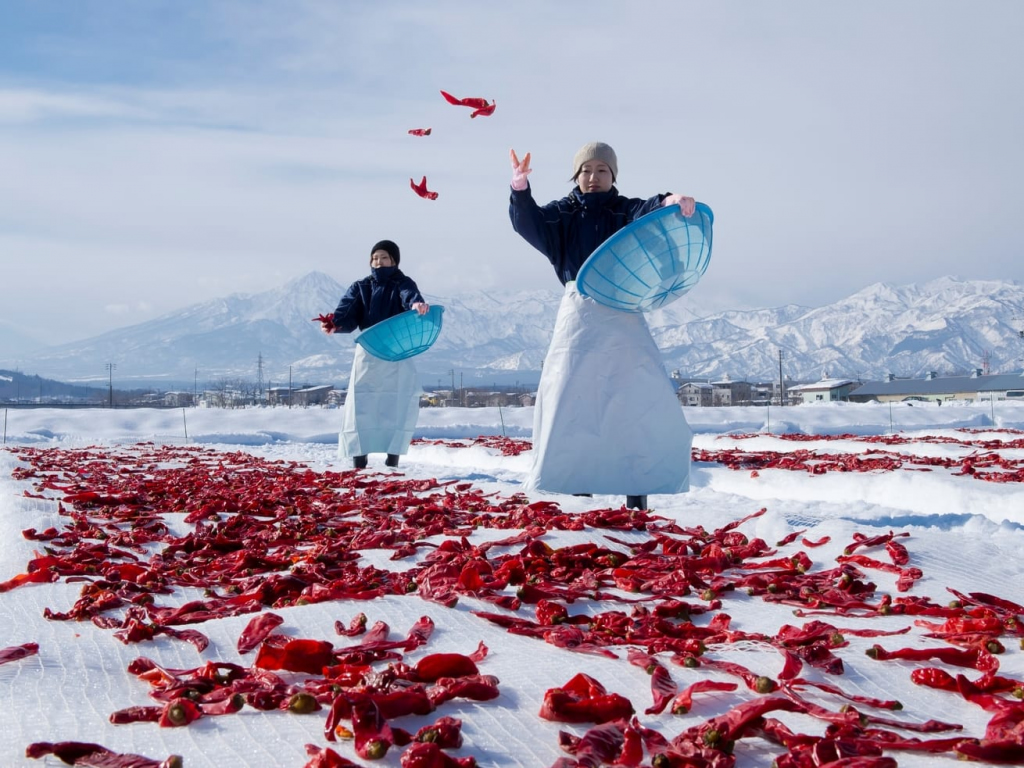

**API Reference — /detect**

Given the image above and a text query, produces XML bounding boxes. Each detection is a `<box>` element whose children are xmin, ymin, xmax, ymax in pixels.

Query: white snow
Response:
<box><xmin>2</xmin><ymin>401</ymin><xmax>1024</xmax><ymax>767</ymax></box>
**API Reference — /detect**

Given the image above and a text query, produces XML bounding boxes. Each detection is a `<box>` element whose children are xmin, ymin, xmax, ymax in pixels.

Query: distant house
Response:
<box><xmin>677</xmin><ymin>381</ymin><xmax>713</xmax><ymax>407</ymax></box>
<box><xmin>293</xmin><ymin>385</ymin><xmax>334</xmax><ymax>406</ymax></box>
<box><xmin>711</xmin><ymin>376</ymin><xmax>753</xmax><ymax>406</ymax></box>
<box><xmin>848</xmin><ymin>370</ymin><xmax>1024</xmax><ymax>403</ymax></box>
<box><xmin>789</xmin><ymin>378</ymin><xmax>859</xmax><ymax>404</ymax></box>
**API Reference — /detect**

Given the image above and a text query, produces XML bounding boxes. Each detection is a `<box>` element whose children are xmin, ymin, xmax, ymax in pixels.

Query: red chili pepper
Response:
<box><xmin>303</xmin><ymin>744</ymin><xmax>362</xmax><ymax>768</ymax></box>
<box><xmin>670</xmin><ymin>680</ymin><xmax>738</xmax><ymax>715</ymax></box>
<box><xmin>413</xmin><ymin>652</ymin><xmax>479</xmax><ymax>682</ymax></box>
<box><xmin>408</xmin><ymin>128</ymin><xmax>432</xmax><ymax>136</ymax></box>
<box><xmin>348</xmin><ymin>696</ymin><xmax>394</xmax><ymax>760</ymax></box>
<box><xmin>411</xmin><ymin>176</ymin><xmax>439</xmax><ymax>200</ymax></box>
<box><xmin>0</xmin><ymin>642</ymin><xmax>39</xmax><ymax>665</ymax></box>
<box><xmin>25</xmin><ymin>741</ymin><xmax>182</xmax><ymax>767</ymax></box>
<box><xmin>158</xmin><ymin>698</ymin><xmax>203</xmax><ymax>727</ymax></box>
<box><xmin>400</xmin><ymin>741</ymin><xmax>477</xmax><ymax>767</ymax></box>
<box><xmin>109</xmin><ymin>705</ymin><xmax>162</xmax><ymax>724</ymax></box>
<box><xmin>427</xmin><ymin>674</ymin><xmax>500</xmax><ymax>707</ymax></box>
<box><xmin>700</xmin><ymin>658</ymin><xmax>776</xmax><ymax>693</ymax></box>
<box><xmin>254</xmin><ymin>637</ymin><xmax>335</xmax><ymax>675</ymax></box>
<box><xmin>237</xmin><ymin>611</ymin><xmax>284</xmax><ymax>653</ymax></box>
<box><xmin>865</xmin><ymin>643</ymin><xmax>998</xmax><ymax>671</ymax></box>
<box><xmin>413</xmin><ymin>715</ymin><xmax>463</xmax><ymax>748</ymax></box>
<box><xmin>539</xmin><ymin>673</ymin><xmax>634</xmax><ymax>724</ymax></box>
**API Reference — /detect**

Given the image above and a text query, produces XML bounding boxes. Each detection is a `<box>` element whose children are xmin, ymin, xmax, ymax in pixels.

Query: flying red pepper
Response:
<box><xmin>411</xmin><ymin>176</ymin><xmax>439</xmax><ymax>200</ymax></box>
<box><xmin>439</xmin><ymin>90</ymin><xmax>496</xmax><ymax>118</ymax></box>
<box><xmin>408</xmin><ymin>128</ymin><xmax>432</xmax><ymax>136</ymax></box>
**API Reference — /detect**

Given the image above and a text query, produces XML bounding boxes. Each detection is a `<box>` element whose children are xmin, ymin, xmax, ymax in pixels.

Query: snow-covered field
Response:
<box><xmin>2</xmin><ymin>401</ymin><xmax>1024</xmax><ymax>767</ymax></box>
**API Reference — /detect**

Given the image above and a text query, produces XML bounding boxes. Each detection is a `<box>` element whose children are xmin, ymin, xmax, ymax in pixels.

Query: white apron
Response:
<box><xmin>339</xmin><ymin>346</ymin><xmax>421</xmax><ymax>458</ymax></box>
<box><xmin>526</xmin><ymin>283</ymin><xmax>692</xmax><ymax>496</ymax></box>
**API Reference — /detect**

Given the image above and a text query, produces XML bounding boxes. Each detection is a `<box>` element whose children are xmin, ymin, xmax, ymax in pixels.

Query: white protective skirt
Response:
<box><xmin>339</xmin><ymin>345</ymin><xmax>421</xmax><ymax>458</ymax></box>
<box><xmin>526</xmin><ymin>283</ymin><xmax>692</xmax><ymax>496</ymax></box>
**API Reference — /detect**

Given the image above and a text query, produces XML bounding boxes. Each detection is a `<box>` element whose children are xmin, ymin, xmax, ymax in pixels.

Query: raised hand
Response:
<box><xmin>662</xmin><ymin>193</ymin><xmax>696</xmax><ymax>217</ymax></box>
<box><xmin>509</xmin><ymin>148</ymin><xmax>532</xmax><ymax>191</ymax></box>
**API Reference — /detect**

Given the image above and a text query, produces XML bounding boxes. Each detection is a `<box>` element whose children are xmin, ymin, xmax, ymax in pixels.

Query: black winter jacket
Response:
<box><xmin>331</xmin><ymin>267</ymin><xmax>425</xmax><ymax>333</ymax></box>
<box><xmin>509</xmin><ymin>185</ymin><xmax>666</xmax><ymax>284</ymax></box>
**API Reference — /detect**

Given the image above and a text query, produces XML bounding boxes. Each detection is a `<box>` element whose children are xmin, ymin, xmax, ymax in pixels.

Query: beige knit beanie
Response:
<box><xmin>572</xmin><ymin>141</ymin><xmax>618</xmax><ymax>181</ymax></box>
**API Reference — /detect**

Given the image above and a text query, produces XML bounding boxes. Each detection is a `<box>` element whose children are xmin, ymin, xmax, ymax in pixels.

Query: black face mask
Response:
<box><xmin>371</xmin><ymin>265</ymin><xmax>398</xmax><ymax>281</ymax></box>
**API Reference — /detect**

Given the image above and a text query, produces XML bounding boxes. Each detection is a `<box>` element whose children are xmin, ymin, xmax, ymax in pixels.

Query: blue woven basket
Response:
<box><xmin>576</xmin><ymin>203</ymin><xmax>714</xmax><ymax>312</ymax></box>
<box><xmin>355</xmin><ymin>305</ymin><xmax>444</xmax><ymax>362</ymax></box>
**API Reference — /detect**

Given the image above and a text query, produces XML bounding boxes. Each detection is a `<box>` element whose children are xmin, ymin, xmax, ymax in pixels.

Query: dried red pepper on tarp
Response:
<box><xmin>0</xmin><ymin>642</ymin><xmax>39</xmax><ymax>665</ymax></box>
<box><xmin>303</xmin><ymin>743</ymin><xmax>362</xmax><ymax>767</ymax></box>
<box><xmin>255</xmin><ymin>637</ymin><xmax>335</xmax><ymax>675</ymax></box>
<box><xmin>237</xmin><ymin>611</ymin><xmax>284</xmax><ymax>653</ymax></box>
<box><xmin>540</xmin><ymin>673</ymin><xmax>634</xmax><ymax>724</ymax></box>
<box><xmin>414</xmin><ymin>652</ymin><xmax>479</xmax><ymax>682</ymax></box>
<box><xmin>400</xmin><ymin>741</ymin><xmax>477</xmax><ymax>767</ymax></box>
<box><xmin>25</xmin><ymin>741</ymin><xmax>182</xmax><ymax>767</ymax></box>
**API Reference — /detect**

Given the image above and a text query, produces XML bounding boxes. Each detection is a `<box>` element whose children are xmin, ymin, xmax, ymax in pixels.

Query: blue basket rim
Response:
<box><xmin>576</xmin><ymin>202</ymin><xmax>713</xmax><ymax>312</ymax></box>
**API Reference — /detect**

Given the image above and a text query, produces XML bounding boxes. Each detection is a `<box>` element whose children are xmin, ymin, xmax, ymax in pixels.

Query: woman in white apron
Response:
<box><xmin>320</xmin><ymin>240</ymin><xmax>429</xmax><ymax>469</ymax></box>
<box><xmin>508</xmin><ymin>142</ymin><xmax>697</xmax><ymax>510</ymax></box>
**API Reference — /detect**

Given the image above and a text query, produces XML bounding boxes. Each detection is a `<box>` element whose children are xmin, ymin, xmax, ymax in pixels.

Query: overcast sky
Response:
<box><xmin>2</xmin><ymin>0</ymin><xmax>1023</xmax><ymax>347</ymax></box>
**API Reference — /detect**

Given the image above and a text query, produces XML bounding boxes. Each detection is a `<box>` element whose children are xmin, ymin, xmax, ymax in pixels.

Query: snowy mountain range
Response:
<box><xmin>3</xmin><ymin>273</ymin><xmax>1023</xmax><ymax>389</ymax></box>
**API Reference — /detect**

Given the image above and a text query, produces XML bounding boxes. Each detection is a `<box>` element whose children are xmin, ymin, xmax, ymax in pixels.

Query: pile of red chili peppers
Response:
<box><xmin>2</xmin><ymin>437</ymin><xmax>1023</xmax><ymax>766</ymax></box>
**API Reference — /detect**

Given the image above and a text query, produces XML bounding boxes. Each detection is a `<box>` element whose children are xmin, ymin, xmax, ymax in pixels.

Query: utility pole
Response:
<box><xmin>194</xmin><ymin>366</ymin><xmax>198</xmax><ymax>406</ymax></box>
<box><xmin>777</xmin><ymin>350</ymin><xmax>785</xmax><ymax>407</ymax></box>
<box><xmin>105</xmin><ymin>363</ymin><xmax>116</xmax><ymax>408</ymax></box>
<box><xmin>288</xmin><ymin>366</ymin><xmax>293</xmax><ymax>408</ymax></box>
<box><xmin>256</xmin><ymin>352</ymin><xmax>265</xmax><ymax>404</ymax></box>
<box><xmin>449</xmin><ymin>369</ymin><xmax>455</xmax><ymax>407</ymax></box>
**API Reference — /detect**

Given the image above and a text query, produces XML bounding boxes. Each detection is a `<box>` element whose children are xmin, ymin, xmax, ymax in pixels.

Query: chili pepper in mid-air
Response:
<box><xmin>313</xmin><ymin>313</ymin><xmax>335</xmax><ymax>332</ymax></box>
<box><xmin>439</xmin><ymin>90</ymin><xmax>495</xmax><ymax>118</ymax></box>
<box><xmin>408</xmin><ymin>128</ymin><xmax>432</xmax><ymax>136</ymax></box>
<box><xmin>411</xmin><ymin>176</ymin><xmax>439</xmax><ymax>200</ymax></box>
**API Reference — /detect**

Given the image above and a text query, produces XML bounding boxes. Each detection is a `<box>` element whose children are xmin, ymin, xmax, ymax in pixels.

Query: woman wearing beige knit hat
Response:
<box><xmin>507</xmin><ymin>142</ymin><xmax>697</xmax><ymax>512</ymax></box>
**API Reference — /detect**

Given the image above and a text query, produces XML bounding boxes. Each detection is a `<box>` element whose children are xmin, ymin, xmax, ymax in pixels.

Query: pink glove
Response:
<box><xmin>662</xmin><ymin>193</ymin><xmax>696</xmax><ymax>217</ymax></box>
<box><xmin>509</xmin><ymin>148</ymin><xmax>532</xmax><ymax>191</ymax></box>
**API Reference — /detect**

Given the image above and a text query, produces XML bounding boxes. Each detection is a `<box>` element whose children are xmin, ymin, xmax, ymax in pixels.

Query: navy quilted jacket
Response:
<box><xmin>509</xmin><ymin>185</ymin><xmax>666</xmax><ymax>284</ymax></box>
<box><xmin>331</xmin><ymin>267</ymin><xmax>425</xmax><ymax>333</ymax></box>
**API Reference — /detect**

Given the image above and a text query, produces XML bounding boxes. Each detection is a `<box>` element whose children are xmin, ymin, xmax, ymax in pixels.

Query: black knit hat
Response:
<box><xmin>370</xmin><ymin>239</ymin><xmax>400</xmax><ymax>265</ymax></box>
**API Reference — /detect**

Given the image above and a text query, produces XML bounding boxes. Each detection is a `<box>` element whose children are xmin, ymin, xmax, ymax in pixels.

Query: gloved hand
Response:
<box><xmin>662</xmin><ymin>193</ymin><xmax>696</xmax><ymax>217</ymax></box>
<box><xmin>411</xmin><ymin>302</ymin><xmax>430</xmax><ymax>316</ymax></box>
<box><xmin>509</xmin><ymin>148</ymin><xmax>532</xmax><ymax>191</ymax></box>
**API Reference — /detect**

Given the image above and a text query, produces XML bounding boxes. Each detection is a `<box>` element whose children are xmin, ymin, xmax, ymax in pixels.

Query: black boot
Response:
<box><xmin>385</xmin><ymin>454</ymin><xmax>400</xmax><ymax>467</ymax></box>
<box><xmin>625</xmin><ymin>495</ymin><xmax>648</xmax><ymax>510</ymax></box>
<box><xmin>353</xmin><ymin>455</ymin><xmax>368</xmax><ymax>469</ymax></box>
